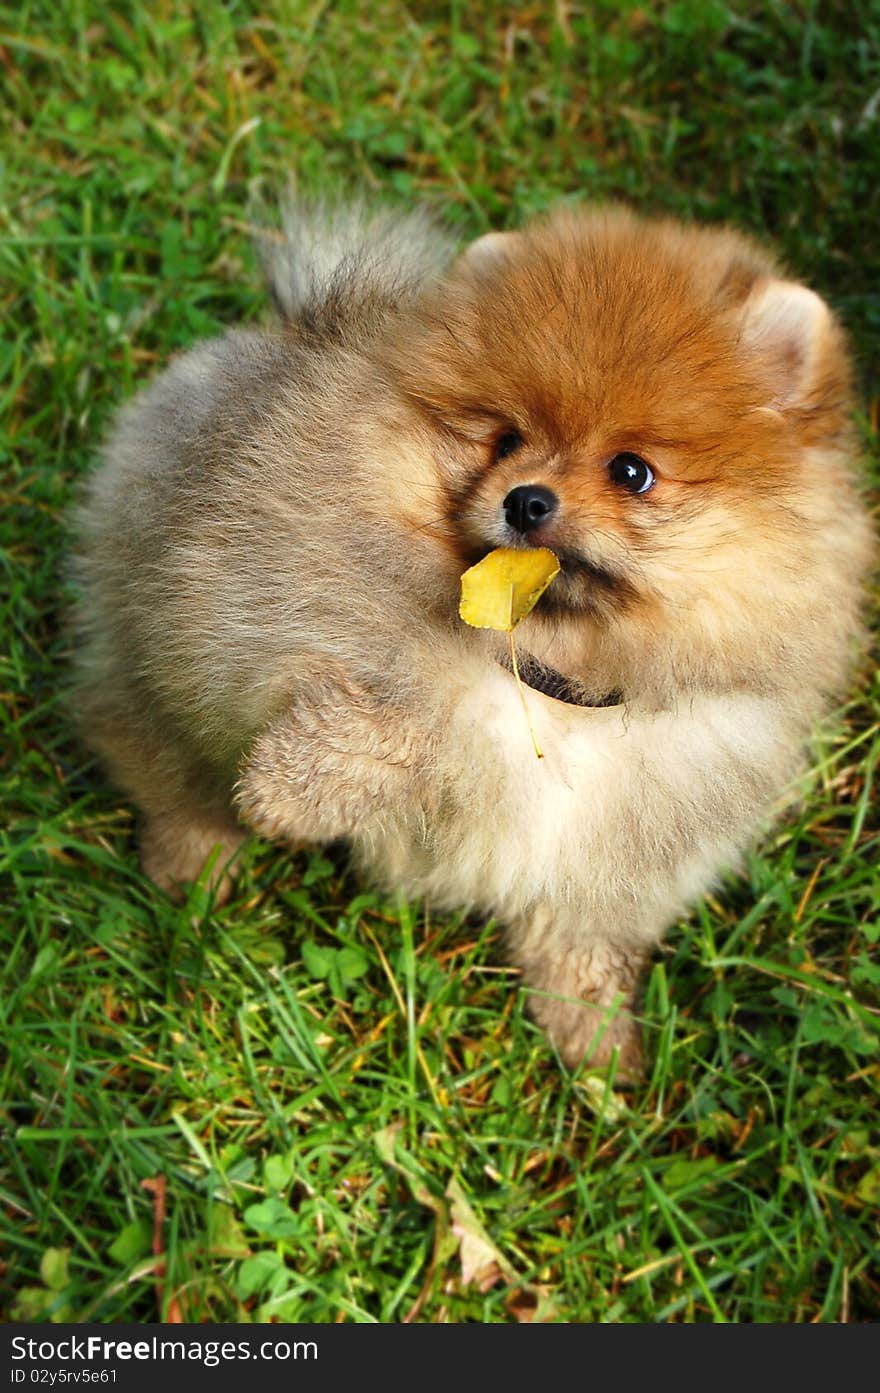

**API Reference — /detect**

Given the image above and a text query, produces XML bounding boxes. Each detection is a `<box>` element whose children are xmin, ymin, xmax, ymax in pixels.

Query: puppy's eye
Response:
<box><xmin>608</xmin><ymin>453</ymin><xmax>655</xmax><ymax>494</ymax></box>
<box><xmin>494</xmin><ymin>430</ymin><xmax>523</xmax><ymax>461</ymax></box>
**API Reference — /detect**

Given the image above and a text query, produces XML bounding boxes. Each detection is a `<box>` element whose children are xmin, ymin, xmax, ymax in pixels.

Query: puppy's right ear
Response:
<box><xmin>739</xmin><ymin>277</ymin><xmax>839</xmax><ymax>412</ymax></box>
<box><xmin>460</xmin><ymin>230</ymin><xmax>519</xmax><ymax>271</ymax></box>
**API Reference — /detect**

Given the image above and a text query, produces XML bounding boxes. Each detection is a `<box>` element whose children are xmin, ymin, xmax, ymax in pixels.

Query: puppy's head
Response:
<box><xmin>380</xmin><ymin>206</ymin><xmax>872</xmax><ymax>702</ymax></box>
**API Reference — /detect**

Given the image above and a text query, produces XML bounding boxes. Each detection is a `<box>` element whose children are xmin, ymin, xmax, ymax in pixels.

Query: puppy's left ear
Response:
<box><xmin>740</xmin><ymin>278</ymin><xmax>839</xmax><ymax>410</ymax></box>
<box><xmin>460</xmin><ymin>230</ymin><xmax>520</xmax><ymax>272</ymax></box>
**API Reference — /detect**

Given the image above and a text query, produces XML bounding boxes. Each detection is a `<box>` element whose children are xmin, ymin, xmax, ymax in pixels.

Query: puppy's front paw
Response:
<box><xmin>235</xmin><ymin>669</ymin><xmax>429</xmax><ymax>845</ymax></box>
<box><xmin>140</xmin><ymin>811</ymin><xmax>244</xmax><ymax>905</ymax></box>
<box><xmin>531</xmin><ymin>992</ymin><xmax>644</xmax><ymax>1082</ymax></box>
<box><xmin>512</xmin><ymin>921</ymin><xmax>648</xmax><ymax>1082</ymax></box>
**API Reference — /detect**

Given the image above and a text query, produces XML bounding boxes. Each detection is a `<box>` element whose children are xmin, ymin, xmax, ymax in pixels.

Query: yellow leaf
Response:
<box><xmin>459</xmin><ymin>547</ymin><xmax>560</xmax><ymax>632</ymax></box>
<box><xmin>458</xmin><ymin>548</ymin><xmax>561</xmax><ymax>761</ymax></box>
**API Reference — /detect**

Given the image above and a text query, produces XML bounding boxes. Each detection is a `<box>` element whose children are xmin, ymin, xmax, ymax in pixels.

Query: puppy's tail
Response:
<box><xmin>259</xmin><ymin>195</ymin><xmax>455</xmax><ymax>342</ymax></box>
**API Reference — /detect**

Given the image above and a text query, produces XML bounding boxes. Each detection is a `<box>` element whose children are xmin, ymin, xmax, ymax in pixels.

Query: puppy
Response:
<box><xmin>71</xmin><ymin>199</ymin><xmax>874</xmax><ymax>1074</ymax></box>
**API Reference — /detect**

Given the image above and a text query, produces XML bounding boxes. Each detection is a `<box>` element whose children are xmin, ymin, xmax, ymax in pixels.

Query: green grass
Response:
<box><xmin>2</xmin><ymin>0</ymin><xmax>879</xmax><ymax>1324</ymax></box>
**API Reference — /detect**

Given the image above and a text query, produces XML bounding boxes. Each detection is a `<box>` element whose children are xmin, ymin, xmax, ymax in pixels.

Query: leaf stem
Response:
<box><xmin>509</xmin><ymin>629</ymin><xmax>543</xmax><ymax>760</ymax></box>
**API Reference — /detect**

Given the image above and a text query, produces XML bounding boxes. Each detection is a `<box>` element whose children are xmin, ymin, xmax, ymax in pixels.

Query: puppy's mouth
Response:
<box><xmin>540</xmin><ymin>547</ymin><xmax>636</xmax><ymax>615</ymax></box>
<box><xmin>463</xmin><ymin>541</ymin><xmax>636</xmax><ymax>617</ymax></box>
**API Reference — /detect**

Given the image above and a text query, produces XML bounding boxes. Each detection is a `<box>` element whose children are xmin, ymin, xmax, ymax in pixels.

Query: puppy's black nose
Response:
<box><xmin>503</xmin><ymin>484</ymin><xmax>558</xmax><ymax>535</ymax></box>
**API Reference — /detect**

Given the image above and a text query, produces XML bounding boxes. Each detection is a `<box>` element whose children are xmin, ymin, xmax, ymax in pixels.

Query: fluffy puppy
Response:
<box><xmin>71</xmin><ymin>199</ymin><xmax>874</xmax><ymax>1074</ymax></box>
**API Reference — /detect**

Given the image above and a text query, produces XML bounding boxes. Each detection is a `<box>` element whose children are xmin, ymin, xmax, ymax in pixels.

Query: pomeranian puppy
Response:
<box><xmin>71</xmin><ymin>199</ymin><xmax>873</xmax><ymax>1074</ymax></box>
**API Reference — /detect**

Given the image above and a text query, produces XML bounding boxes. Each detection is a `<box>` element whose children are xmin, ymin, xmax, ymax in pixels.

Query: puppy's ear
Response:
<box><xmin>739</xmin><ymin>278</ymin><xmax>835</xmax><ymax>409</ymax></box>
<box><xmin>461</xmin><ymin>230</ymin><xmax>519</xmax><ymax>272</ymax></box>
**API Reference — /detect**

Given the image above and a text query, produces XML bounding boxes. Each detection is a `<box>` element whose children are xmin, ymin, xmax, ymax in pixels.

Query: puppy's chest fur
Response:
<box><xmin>349</xmin><ymin>656</ymin><xmax>794</xmax><ymax>934</ymax></box>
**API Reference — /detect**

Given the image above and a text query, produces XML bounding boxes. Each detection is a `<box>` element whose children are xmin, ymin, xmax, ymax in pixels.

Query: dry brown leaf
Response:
<box><xmin>446</xmin><ymin>1179</ymin><xmax>517</xmax><ymax>1289</ymax></box>
<box><xmin>505</xmin><ymin>1285</ymin><xmax>562</xmax><ymax>1323</ymax></box>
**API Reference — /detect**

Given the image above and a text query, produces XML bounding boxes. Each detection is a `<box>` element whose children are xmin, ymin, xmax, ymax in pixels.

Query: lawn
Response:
<box><xmin>1</xmin><ymin>0</ymin><xmax>878</xmax><ymax>1323</ymax></box>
